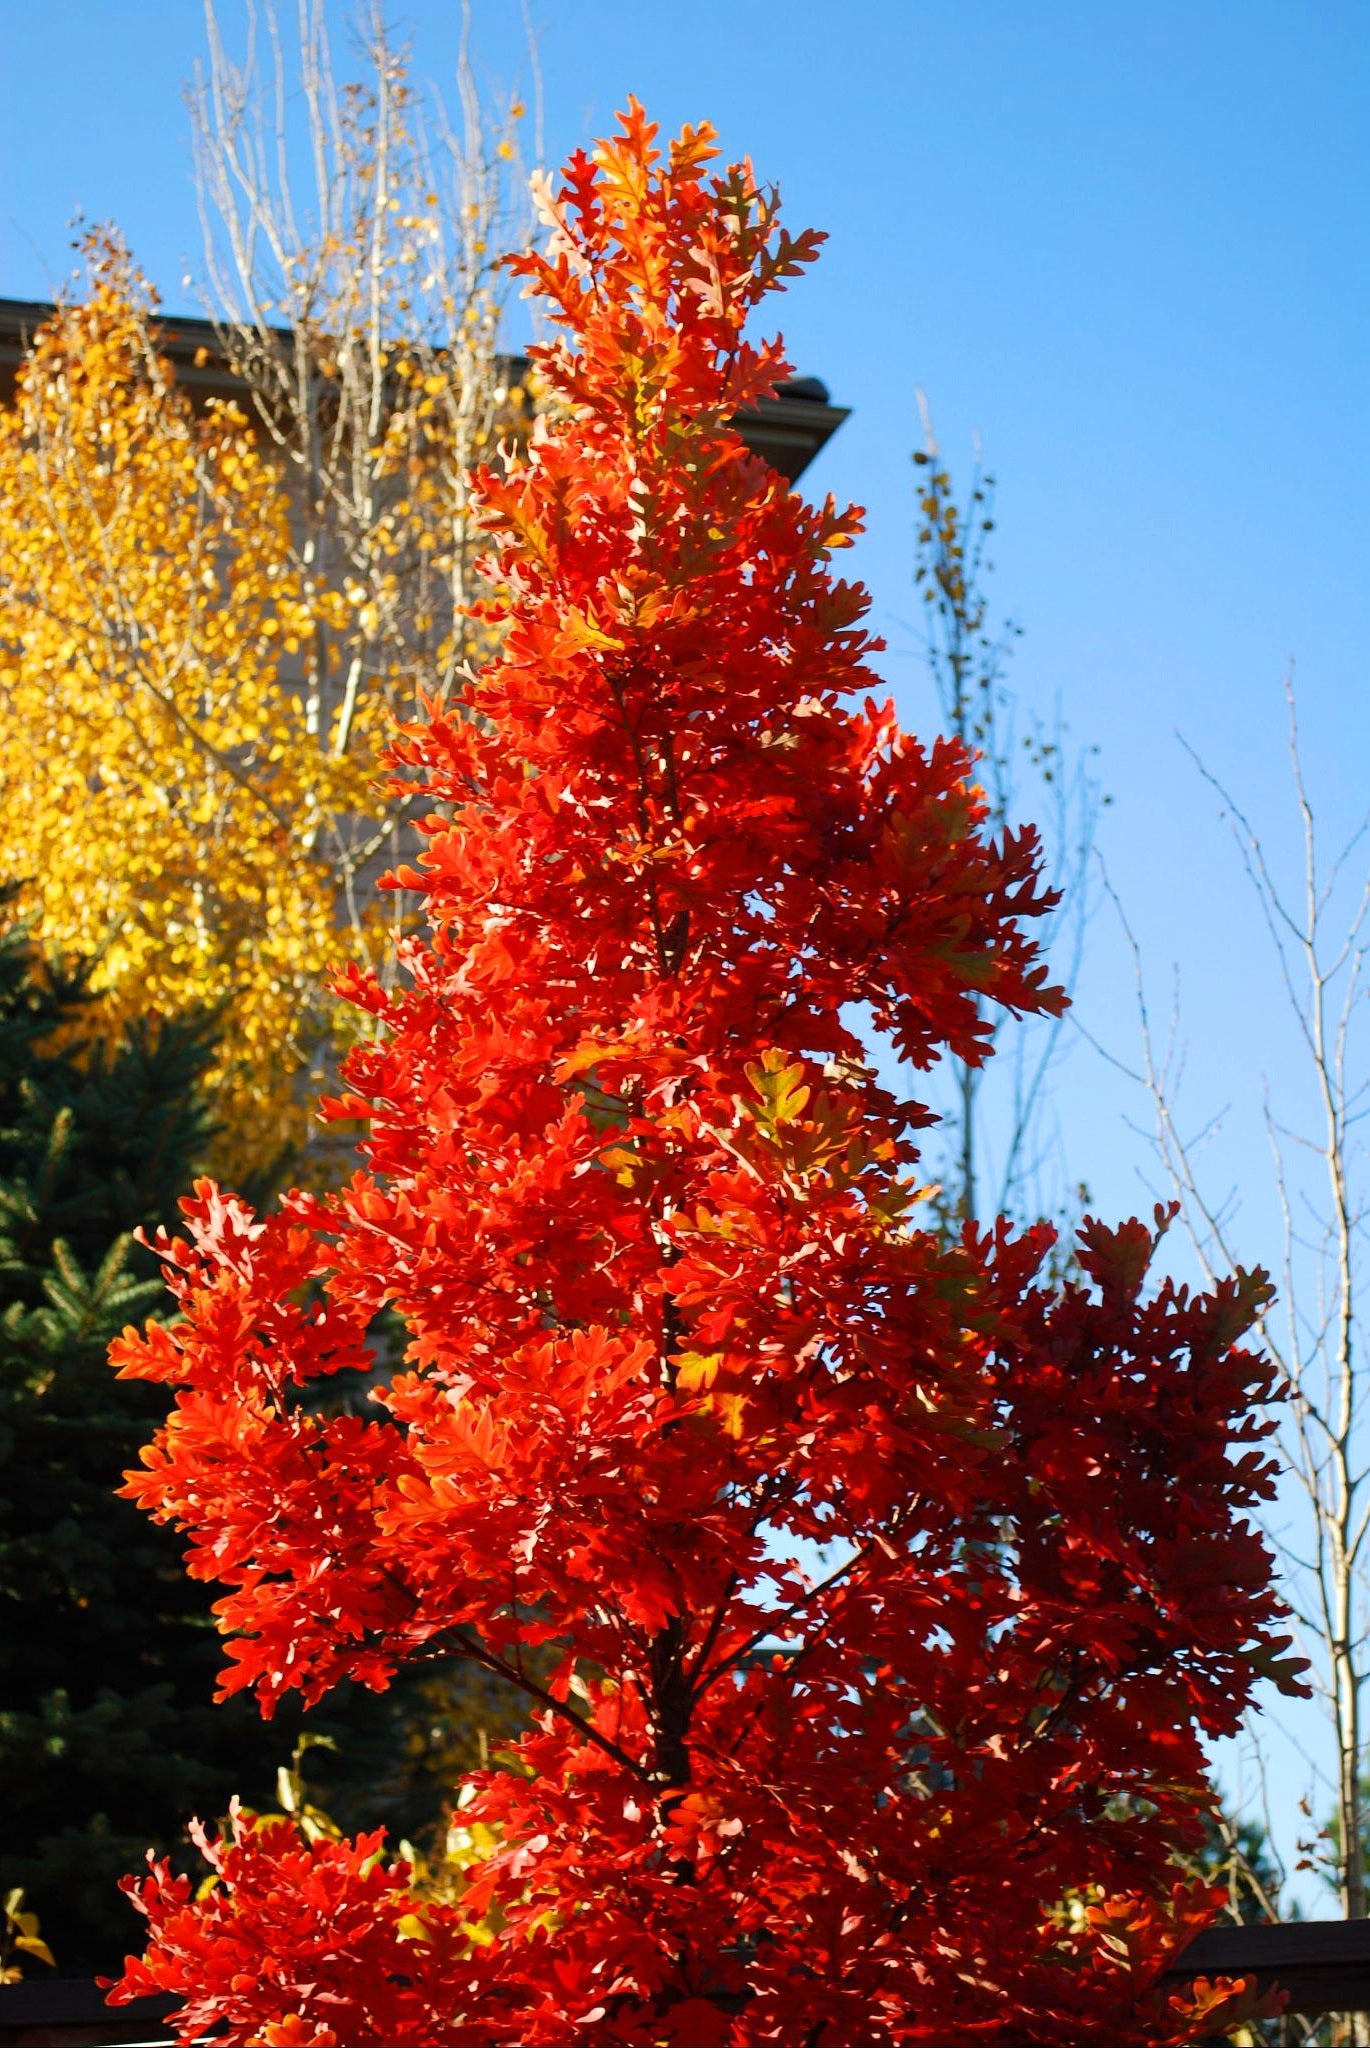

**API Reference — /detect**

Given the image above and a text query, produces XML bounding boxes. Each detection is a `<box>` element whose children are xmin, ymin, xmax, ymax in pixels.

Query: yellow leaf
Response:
<box><xmin>564</xmin><ymin>609</ymin><xmax>625</xmax><ymax>653</ymax></box>
<box><xmin>743</xmin><ymin>1047</ymin><xmax>811</xmax><ymax>1129</ymax></box>
<box><xmin>675</xmin><ymin>1350</ymin><xmax>723</xmax><ymax>1392</ymax></box>
<box><xmin>711</xmin><ymin>1392</ymin><xmax>748</xmax><ymax>1438</ymax></box>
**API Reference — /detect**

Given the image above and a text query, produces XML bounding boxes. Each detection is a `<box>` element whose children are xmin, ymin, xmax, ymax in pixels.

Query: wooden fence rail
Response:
<box><xmin>1163</xmin><ymin>1919</ymin><xmax>1370</xmax><ymax>2017</ymax></box>
<box><xmin>0</xmin><ymin>1975</ymin><xmax>171</xmax><ymax>2047</ymax></box>
<box><xmin>6</xmin><ymin>1923</ymin><xmax>1370</xmax><ymax>2046</ymax></box>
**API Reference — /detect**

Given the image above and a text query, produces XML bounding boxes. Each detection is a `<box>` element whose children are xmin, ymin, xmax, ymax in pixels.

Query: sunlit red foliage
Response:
<box><xmin>107</xmin><ymin>103</ymin><xmax>1300</xmax><ymax>2044</ymax></box>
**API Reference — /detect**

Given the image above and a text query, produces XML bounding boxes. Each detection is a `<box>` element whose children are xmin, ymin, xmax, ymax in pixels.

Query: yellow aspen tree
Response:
<box><xmin>0</xmin><ymin>13</ymin><xmax>529</xmax><ymax>1182</ymax></box>
<box><xmin>0</xmin><ymin>254</ymin><xmax>377</xmax><ymax>1178</ymax></box>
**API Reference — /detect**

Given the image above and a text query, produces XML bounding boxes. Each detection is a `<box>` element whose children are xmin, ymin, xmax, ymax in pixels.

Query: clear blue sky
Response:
<box><xmin>4</xmin><ymin>0</ymin><xmax>1368</xmax><ymax>1906</ymax></box>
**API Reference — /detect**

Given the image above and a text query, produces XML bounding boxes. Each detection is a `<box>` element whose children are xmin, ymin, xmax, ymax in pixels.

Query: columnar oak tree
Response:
<box><xmin>109</xmin><ymin>108</ymin><xmax>1299</xmax><ymax>2046</ymax></box>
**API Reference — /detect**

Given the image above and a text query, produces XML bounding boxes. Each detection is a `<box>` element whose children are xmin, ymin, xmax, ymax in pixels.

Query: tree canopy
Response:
<box><xmin>0</xmin><ymin>262</ymin><xmax>369</xmax><ymax>1178</ymax></box>
<box><xmin>107</xmin><ymin>107</ymin><xmax>1297</xmax><ymax>2045</ymax></box>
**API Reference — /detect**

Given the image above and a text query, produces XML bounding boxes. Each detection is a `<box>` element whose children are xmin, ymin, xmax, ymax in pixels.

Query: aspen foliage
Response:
<box><xmin>0</xmin><ymin>255</ymin><xmax>371</xmax><ymax>1177</ymax></box>
<box><xmin>0</xmin><ymin>14</ymin><xmax>528</xmax><ymax>1179</ymax></box>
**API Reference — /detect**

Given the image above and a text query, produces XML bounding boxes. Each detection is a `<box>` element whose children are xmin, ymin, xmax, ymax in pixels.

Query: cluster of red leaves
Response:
<box><xmin>107</xmin><ymin>103</ymin><xmax>1302</xmax><ymax>2045</ymax></box>
<box><xmin>114</xmin><ymin>1807</ymin><xmax>474</xmax><ymax>2047</ymax></box>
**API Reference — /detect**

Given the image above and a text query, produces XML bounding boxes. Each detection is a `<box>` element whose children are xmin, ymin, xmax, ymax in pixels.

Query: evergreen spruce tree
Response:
<box><xmin>0</xmin><ymin>905</ymin><xmax>533</xmax><ymax>1971</ymax></box>
<box><xmin>0</xmin><ymin>904</ymin><xmax>276</xmax><ymax>1971</ymax></box>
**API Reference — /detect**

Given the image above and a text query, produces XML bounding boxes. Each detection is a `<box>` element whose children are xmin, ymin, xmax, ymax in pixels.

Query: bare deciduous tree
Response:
<box><xmin>1104</xmin><ymin>682</ymin><xmax>1370</xmax><ymax>1974</ymax></box>
<box><xmin>911</xmin><ymin>400</ymin><xmax>1104</xmax><ymax>1239</ymax></box>
<box><xmin>190</xmin><ymin>0</ymin><xmax>534</xmax><ymax>970</ymax></box>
